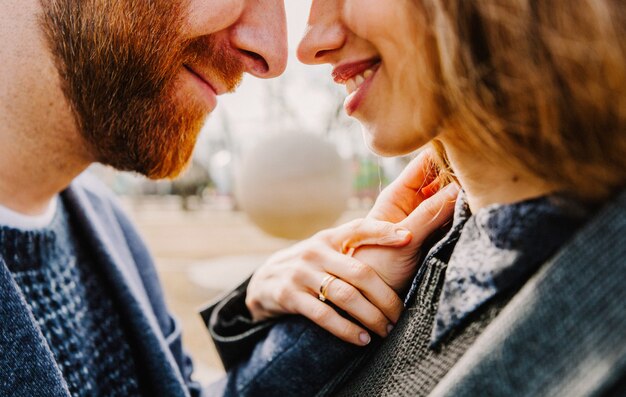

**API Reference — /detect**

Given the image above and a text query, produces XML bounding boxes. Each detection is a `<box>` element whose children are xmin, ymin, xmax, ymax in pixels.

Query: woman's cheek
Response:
<box><xmin>342</xmin><ymin>0</ymin><xmax>390</xmax><ymax>38</ymax></box>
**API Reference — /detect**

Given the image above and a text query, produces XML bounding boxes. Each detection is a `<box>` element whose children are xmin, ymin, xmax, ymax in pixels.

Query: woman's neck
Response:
<box><xmin>438</xmin><ymin>137</ymin><xmax>556</xmax><ymax>213</ymax></box>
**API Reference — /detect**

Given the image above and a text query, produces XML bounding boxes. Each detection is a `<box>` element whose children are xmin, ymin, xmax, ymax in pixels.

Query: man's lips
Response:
<box><xmin>332</xmin><ymin>58</ymin><xmax>381</xmax><ymax>83</ymax></box>
<box><xmin>183</xmin><ymin>64</ymin><xmax>221</xmax><ymax>95</ymax></box>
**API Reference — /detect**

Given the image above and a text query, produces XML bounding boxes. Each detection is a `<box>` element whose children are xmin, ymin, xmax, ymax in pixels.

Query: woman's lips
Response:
<box><xmin>332</xmin><ymin>58</ymin><xmax>380</xmax><ymax>83</ymax></box>
<box><xmin>332</xmin><ymin>59</ymin><xmax>381</xmax><ymax>116</ymax></box>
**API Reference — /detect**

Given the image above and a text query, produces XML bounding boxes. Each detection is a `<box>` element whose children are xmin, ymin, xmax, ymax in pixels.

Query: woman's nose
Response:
<box><xmin>297</xmin><ymin>0</ymin><xmax>345</xmax><ymax>65</ymax></box>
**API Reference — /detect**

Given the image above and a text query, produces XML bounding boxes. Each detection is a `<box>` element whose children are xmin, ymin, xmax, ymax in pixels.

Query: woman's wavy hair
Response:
<box><xmin>425</xmin><ymin>0</ymin><xmax>626</xmax><ymax>202</ymax></box>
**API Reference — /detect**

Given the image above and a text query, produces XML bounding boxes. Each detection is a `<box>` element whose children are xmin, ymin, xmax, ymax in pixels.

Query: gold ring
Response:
<box><xmin>318</xmin><ymin>275</ymin><xmax>337</xmax><ymax>302</ymax></box>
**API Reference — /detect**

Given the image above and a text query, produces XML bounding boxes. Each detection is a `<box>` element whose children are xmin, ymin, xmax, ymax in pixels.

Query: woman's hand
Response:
<box><xmin>354</xmin><ymin>183</ymin><xmax>459</xmax><ymax>293</ymax></box>
<box><xmin>245</xmin><ymin>149</ymin><xmax>459</xmax><ymax>346</ymax></box>
<box><xmin>354</xmin><ymin>150</ymin><xmax>459</xmax><ymax>292</ymax></box>
<box><xmin>246</xmin><ymin>218</ymin><xmax>412</xmax><ymax>346</ymax></box>
<box><xmin>367</xmin><ymin>149</ymin><xmax>443</xmax><ymax>223</ymax></box>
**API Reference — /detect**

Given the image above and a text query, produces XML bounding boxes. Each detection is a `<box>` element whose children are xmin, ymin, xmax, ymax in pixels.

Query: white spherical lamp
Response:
<box><xmin>236</xmin><ymin>133</ymin><xmax>351</xmax><ymax>240</ymax></box>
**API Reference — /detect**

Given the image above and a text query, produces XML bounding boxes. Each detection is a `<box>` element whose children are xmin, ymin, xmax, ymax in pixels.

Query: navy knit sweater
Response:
<box><xmin>0</xmin><ymin>200</ymin><xmax>142</xmax><ymax>396</ymax></box>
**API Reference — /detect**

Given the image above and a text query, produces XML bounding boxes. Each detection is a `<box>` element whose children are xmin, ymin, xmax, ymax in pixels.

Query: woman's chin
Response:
<box><xmin>361</xmin><ymin>125</ymin><xmax>423</xmax><ymax>157</ymax></box>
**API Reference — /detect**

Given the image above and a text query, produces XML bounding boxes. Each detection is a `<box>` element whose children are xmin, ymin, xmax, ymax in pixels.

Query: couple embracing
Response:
<box><xmin>0</xmin><ymin>0</ymin><xmax>624</xmax><ymax>396</ymax></box>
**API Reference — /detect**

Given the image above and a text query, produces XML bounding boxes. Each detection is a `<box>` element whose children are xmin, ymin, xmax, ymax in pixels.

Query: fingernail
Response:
<box><xmin>359</xmin><ymin>332</ymin><xmax>371</xmax><ymax>345</ymax></box>
<box><xmin>396</xmin><ymin>229</ymin><xmax>411</xmax><ymax>239</ymax></box>
<box><xmin>444</xmin><ymin>183</ymin><xmax>460</xmax><ymax>195</ymax></box>
<box><xmin>386</xmin><ymin>324</ymin><xmax>394</xmax><ymax>335</ymax></box>
<box><xmin>420</xmin><ymin>179</ymin><xmax>440</xmax><ymax>198</ymax></box>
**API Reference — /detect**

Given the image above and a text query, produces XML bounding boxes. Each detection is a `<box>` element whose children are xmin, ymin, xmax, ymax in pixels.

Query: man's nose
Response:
<box><xmin>231</xmin><ymin>0</ymin><xmax>288</xmax><ymax>78</ymax></box>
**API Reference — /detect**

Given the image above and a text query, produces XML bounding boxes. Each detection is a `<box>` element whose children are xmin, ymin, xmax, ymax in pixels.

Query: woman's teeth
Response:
<box><xmin>346</xmin><ymin>68</ymin><xmax>375</xmax><ymax>95</ymax></box>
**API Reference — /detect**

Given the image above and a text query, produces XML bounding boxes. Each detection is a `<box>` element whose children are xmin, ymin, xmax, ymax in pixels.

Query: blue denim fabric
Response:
<box><xmin>205</xmin><ymin>316</ymin><xmax>363</xmax><ymax>397</ymax></box>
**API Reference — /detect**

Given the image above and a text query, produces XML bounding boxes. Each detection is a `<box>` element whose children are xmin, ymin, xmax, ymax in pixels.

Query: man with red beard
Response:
<box><xmin>0</xmin><ymin>0</ymin><xmax>286</xmax><ymax>396</ymax></box>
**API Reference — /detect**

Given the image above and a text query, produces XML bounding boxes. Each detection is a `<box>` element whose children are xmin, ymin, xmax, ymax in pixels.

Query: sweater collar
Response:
<box><xmin>0</xmin><ymin>199</ymin><xmax>67</xmax><ymax>273</ymax></box>
<box><xmin>431</xmin><ymin>191</ymin><xmax>591</xmax><ymax>345</ymax></box>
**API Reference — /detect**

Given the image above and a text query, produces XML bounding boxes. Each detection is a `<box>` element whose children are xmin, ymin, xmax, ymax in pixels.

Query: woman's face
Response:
<box><xmin>298</xmin><ymin>0</ymin><xmax>441</xmax><ymax>156</ymax></box>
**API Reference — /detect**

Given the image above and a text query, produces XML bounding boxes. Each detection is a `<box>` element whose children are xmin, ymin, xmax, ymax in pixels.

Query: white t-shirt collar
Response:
<box><xmin>0</xmin><ymin>196</ymin><xmax>59</xmax><ymax>230</ymax></box>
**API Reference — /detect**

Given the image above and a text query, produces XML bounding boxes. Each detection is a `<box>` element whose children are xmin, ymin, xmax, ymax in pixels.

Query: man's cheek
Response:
<box><xmin>183</xmin><ymin>0</ymin><xmax>244</xmax><ymax>37</ymax></box>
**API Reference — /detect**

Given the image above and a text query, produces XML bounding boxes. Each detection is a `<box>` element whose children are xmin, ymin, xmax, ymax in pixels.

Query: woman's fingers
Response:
<box><xmin>246</xmin><ymin>234</ymin><xmax>405</xmax><ymax>327</ymax></box>
<box><xmin>247</xmin><ymin>211</ymin><xmax>422</xmax><ymax>339</ymax></box>
<box><xmin>400</xmin><ymin>183</ymin><xmax>460</xmax><ymax>242</ymax></box>
<box><xmin>288</xmin><ymin>292</ymin><xmax>372</xmax><ymax>346</ymax></box>
<box><xmin>257</xmin><ymin>251</ymin><xmax>400</xmax><ymax>340</ymax></box>
<box><xmin>321</xmin><ymin>251</ymin><xmax>404</xmax><ymax>324</ymax></box>
<box><xmin>368</xmin><ymin>149</ymin><xmax>438</xmax><ymax>221</ymax></box>
<box><xmin>318</xmin><ymin>218</ymin><xmax>413</xmax><ymax>254</ymax></box>
<box><xmin>389</xmin><ymin>148</ymin><xmax>437</xmax><ymax>192</ymax></box>
<box><xmin>318</xmin><ymin>275</ymin><xmax>394</xmax><ymax>338</ymax></box>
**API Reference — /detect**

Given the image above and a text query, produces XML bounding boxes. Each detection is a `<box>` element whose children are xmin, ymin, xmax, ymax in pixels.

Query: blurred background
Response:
<box><xmin>90</xmin><ymin>1</ymin><xmax>413</xmax><ymax>384</ymax></box>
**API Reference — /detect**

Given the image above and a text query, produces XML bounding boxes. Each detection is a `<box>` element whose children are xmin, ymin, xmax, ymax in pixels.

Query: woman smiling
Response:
<box><xmin>204</xmin><ymin>1</ymin><xmax>626</xmax><ymax>396</ymax></box>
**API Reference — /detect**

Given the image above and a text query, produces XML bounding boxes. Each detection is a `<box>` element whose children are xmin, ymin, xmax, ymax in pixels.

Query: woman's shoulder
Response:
<box><xmin>430</xmin><ymin>188</ymin><xmax>626</xmax><ymax>397</ymax></box>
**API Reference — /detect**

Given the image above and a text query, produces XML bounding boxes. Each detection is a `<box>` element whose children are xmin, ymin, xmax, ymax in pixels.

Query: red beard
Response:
<box><xmin>40</xmin><ymin>0</ymin><xmax>244</xmax><ymax>178</ymax></box>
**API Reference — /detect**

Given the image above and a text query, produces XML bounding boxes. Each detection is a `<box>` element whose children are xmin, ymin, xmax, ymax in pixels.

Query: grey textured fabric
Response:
<box><xmin>429</xmin><ymin>190</ymin><xmax>626</xmax><ymax>397</ymax></box>
<box><xmin>321</xmin><ymin>194</ymin><xmax>589</xmax><ymax>397</ymax></box>
<box><xmin>0</xmin><ymin>200</ymin><xmax>141</xmax><ymax>396</ymax></box>
<box><xmin>331</xmin><ymin>257</ymin><xmax>513</xmax><ymax>397</ymax></box>
<box><xmin>433</xmin><ymin>195</ymin><xmax>589</xmax><ymax>343</ymax></box>
<box><xmin>326</xmin><ymin>192</ymin><xmax>626</xmax><ymax>397</ymax></box>
<box><xmin>0</xmin><ymin>173</ymin><xmax>205</xmax><ymax>397</ymax></box>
